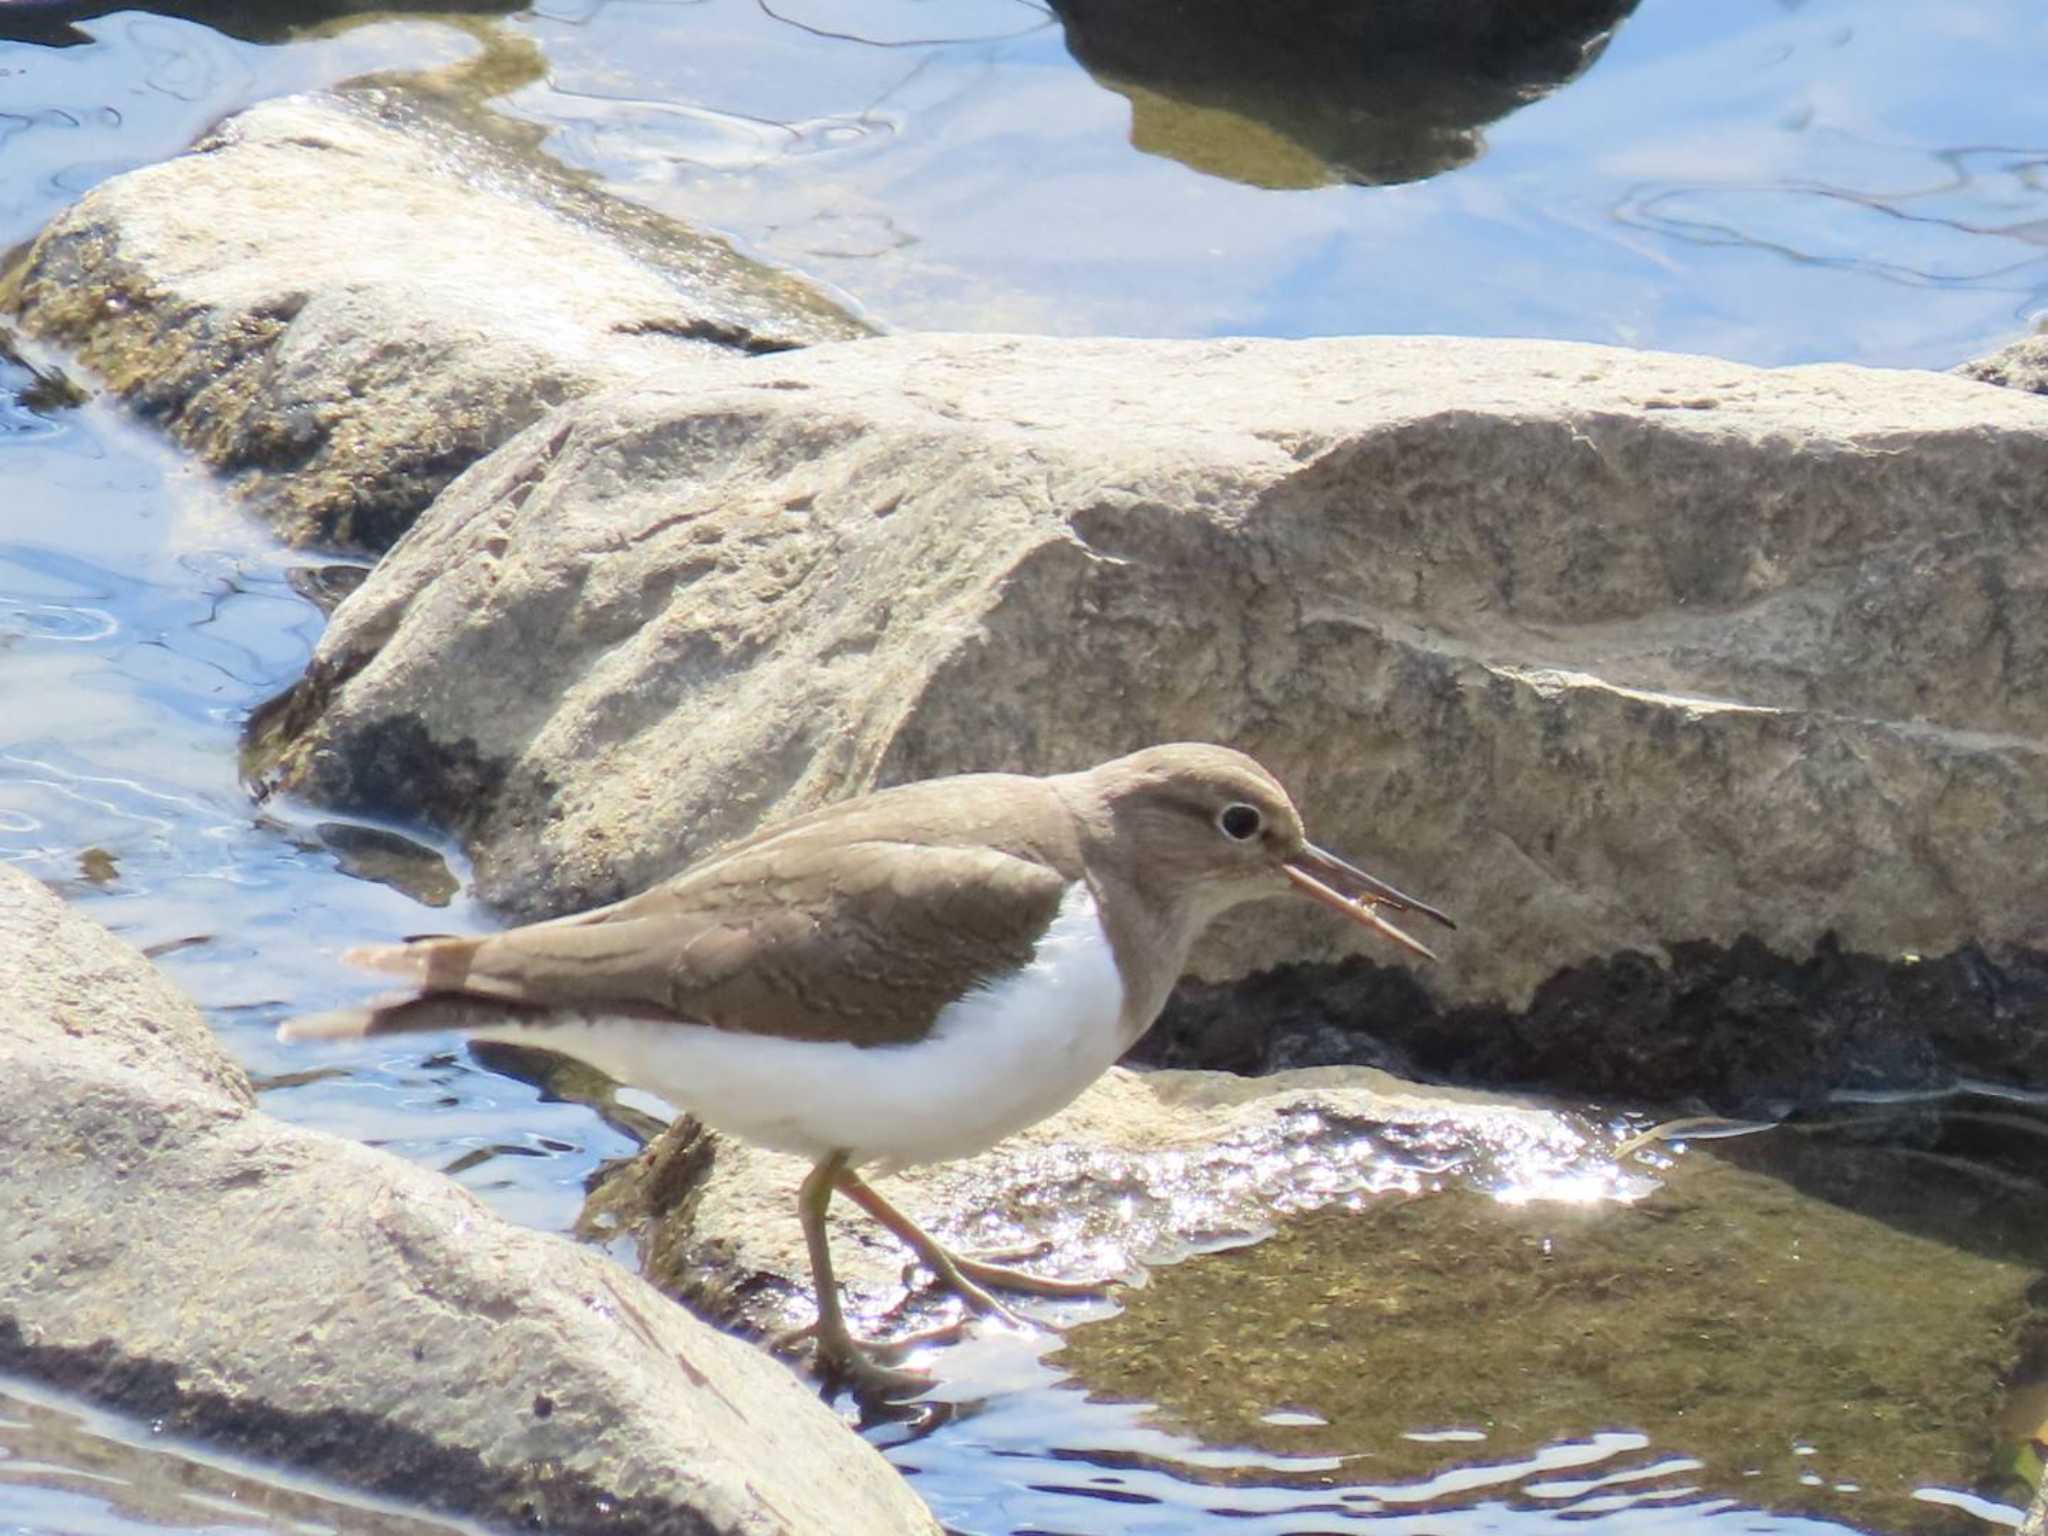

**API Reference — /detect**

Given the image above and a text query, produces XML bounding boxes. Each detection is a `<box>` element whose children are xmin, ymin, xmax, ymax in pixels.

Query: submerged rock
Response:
<box><xmin>0</xmin><ymin>865</ymin><xmax>941</xmax><ymax>1536</ymax></box>
<box><xmin>1054</xmin><ymin>1107</ymin><xmax>2047</xmax><ymax>1534</ymax></box>
<box><xmin>0</xmin><ymin>89</ymin><xmax>867</xmax><ymax>551</ymax></box>
<box><xmin>582</xmin><ymin>1059</ymin><xmax>2044</xmax><ymax>1532</ymax></box>
<box><xmin>1054</xmin><ymin>0</ymin><xmax>1638</xmax><ymax>187</ymax></box>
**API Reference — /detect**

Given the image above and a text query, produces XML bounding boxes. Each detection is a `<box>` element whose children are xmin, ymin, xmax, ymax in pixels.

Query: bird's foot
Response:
<box><xmin>912</xmin><ymin>1247</ymin><xmax>1031</xmax><ymax>1327</ymax></box>
<box><xmin>773</xmin><ymin>1317</ymin><xmax>938</xmax><ymax>1399</ymax></box>
<box><xmin>814</xmin><ymin>1329</ymin><xmax>931</xmax><ymax>1399</ymax></box>
<box><xmin>940</xmin><ymin>1249</ymin><xmax>1109</xmax><ymax>1301</ymax></box>
<box><xmin>831</xmin><ymin>1169</ymin><xmax>1108</xmax><ymax>1315</ymax></box>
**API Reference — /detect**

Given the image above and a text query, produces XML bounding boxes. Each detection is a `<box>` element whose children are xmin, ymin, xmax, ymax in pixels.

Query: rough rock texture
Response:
<box><xmin>0</xmin><ymin>90</ymin><xmax>867</xmax><ymax>551</ymax></box>
<box><xmin>0</xmin><ymin>865</ymin><xmax>940</xmax><ymax>1536</ymax></box>
<box><xmin>578</xmin><ymin>1064</ymin><xmax>1602</xmax><ymax>1344</ymax></box>
<box><xmin>252</xmin><ymin>333</ymin><xmax>2048</xmax><ymax>1047</ymax></box>
<box><xmin>1960</xmin><ymin>333</ymin><xmax>2048</xmax><ymax>396</ymax></box>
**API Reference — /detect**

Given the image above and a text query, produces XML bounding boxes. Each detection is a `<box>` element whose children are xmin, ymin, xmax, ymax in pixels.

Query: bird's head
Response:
<box><xmin>1085</xmin><ymin>742</ymin><xmax>1454</xmax><ymax>958</ymax></box>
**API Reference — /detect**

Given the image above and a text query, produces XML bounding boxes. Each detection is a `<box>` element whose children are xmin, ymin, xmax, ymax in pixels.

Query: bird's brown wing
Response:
<box><xmin>297</xmin><ymin>779</ymin><xmax>1085</xmax><ymax>1046</ymax></box>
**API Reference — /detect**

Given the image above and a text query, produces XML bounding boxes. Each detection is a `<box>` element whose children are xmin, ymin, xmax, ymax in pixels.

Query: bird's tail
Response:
<box><xmin>278</xmin><ymin>987</ymin><xmax>544</xmax><ymax>1043</ymax></box>
<box><xmin>278</xmin><ymin>933</ymin><xmax>522</xmax><ymax>1042</ymax></box>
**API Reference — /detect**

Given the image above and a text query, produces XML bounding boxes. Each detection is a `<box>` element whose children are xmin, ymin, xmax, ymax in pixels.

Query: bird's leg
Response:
<box><xmin>835</xmin><ymin>1167</ymin><xmax>1106</xmax><ymax>1308</ymax></box>
<box><xmin>797</xmin><ymin>1152</ymin><xmax>928</xmax><ymax>1397</ymax></box>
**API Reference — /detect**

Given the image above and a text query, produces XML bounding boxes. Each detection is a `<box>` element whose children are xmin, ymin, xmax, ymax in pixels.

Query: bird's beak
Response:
<box><xmin>1280</xmin><ymin>843</ymin><xmax>1456</xmax><ymax>962</ymax></box>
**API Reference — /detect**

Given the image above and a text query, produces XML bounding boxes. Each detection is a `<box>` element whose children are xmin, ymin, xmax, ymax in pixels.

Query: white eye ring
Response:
<box><xmin>1217</xmin><ymin>803</ymin><xmax>1263</xmax><ymax>842</ymax></box>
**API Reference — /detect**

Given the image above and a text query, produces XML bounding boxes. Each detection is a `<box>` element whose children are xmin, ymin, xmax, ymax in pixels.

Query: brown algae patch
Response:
<box><xmin>1053</xmin><ymin>1125</ymin><xmax>2046</xmax><ymax>1533</ymax></box>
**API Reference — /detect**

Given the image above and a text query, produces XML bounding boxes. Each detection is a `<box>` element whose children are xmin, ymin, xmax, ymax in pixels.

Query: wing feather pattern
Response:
<box><xmin>283</xmin><ymin>774</ymin><xmax>1085</xmax><ymax>1048</ymax></box>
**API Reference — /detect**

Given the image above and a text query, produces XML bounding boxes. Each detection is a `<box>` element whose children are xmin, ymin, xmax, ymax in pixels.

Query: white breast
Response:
<box><xmin>471</xmin><ymin>881</ymin><xmax>1128</xmax><ymax>1172</ymax></box>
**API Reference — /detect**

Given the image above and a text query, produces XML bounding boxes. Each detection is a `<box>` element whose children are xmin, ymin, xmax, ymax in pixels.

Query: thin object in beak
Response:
<box><xmin>1282</xmin><ymin>843</ymin><xmax>1454</xmax><ymax>962</ymax></box>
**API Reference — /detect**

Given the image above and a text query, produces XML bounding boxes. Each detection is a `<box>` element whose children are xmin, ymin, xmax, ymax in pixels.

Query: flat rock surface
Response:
<box><xmin>0</xmin><ymin>865</ymin><xmax>940</xmax><ymax>1536</ymax></box>
<box><xmin>0</xmin><ymin>87</ymin><xmax>867</xmax><ymax>551</ymax></box>
<box><xmin>251</xmin><ymin>332</ymin><xmax>2048</xmax><ymax>1040</ymax></box>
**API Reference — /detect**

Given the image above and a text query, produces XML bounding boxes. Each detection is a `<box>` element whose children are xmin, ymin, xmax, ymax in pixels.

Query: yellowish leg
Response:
<box><xmin>797</xmin><ymin>1152</ymin><xmax>927</xmax><ymax>1397</ymax></box>
<box><xmin>835</xmin><ymin>1167</ymin><xmax>1107</xmax><ymax>1312</ymax></box>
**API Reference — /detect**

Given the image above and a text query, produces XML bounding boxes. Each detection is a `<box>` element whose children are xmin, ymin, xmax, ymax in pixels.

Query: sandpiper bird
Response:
<box><xmin>282</xmin><ymin>743</ymin><xmax>1452</xmax><ymax>1395</ymax></box>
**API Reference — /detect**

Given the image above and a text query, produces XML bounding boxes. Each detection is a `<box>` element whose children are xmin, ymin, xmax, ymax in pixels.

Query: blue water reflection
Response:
<box><xmin>3</xmin><ymin>1</ymin><xmax>2042</xmax><ymax>361</ymax></box>
<box><xmin>0</xmin><ymin>11</ymin><xmax>474</xmax><ymax>244</ymax></box>
<box><xmin>0</xmin><ymin>366</ymin><xmax>625</xmax><ymax>1240</ymax></box>
<box><xmin>497</xmin><ymin>0</ymin><xmax>2048</xmax><ymax>361</ymax></box>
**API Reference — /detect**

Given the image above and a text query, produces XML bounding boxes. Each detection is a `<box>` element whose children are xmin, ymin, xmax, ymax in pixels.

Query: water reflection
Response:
<box><xmin>0</xmin><ymin>11</ymin><xmax>473</xmax><ymax>245</ymax></box>
<box><xmin>0</xmin><ymin>1376</ymin><xmax>488</xmax><ymax>1536</ymax></box>
<box><xmin>1614</xmin><ymin>140</ymin><xmax>2048</xmax><ymax>296</ymax></box>
<box><xmin>469</xmin><ymin>0</ymin><xmax>2048</xmax><ymax>358</ymax></box>
<box><xmin>0</xmin><ymin>363</ymin><xmax>625</xmax><ymax>1246</ymax></box>
<box><xmin>1051</xmin><ymin>0</ymin><xmax>1638</xmax><ymax>188</ymax></box>
<box><xmin>894</xmin><ymin>1096</ymin><xmax>2042</xmax><ymax>1535</ymax></box>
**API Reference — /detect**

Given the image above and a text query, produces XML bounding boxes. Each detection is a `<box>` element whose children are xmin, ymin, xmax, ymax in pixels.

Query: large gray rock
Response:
<box><xmin>250</xmin><ymin>333</ymin><xmax>2048</xmax><ymax>1037</ymax></box>
<box><xmin>0</xmin><ymin>865</ymin><xmax>940</xmax><ymax>1536</ymax></box>
<box><xmin>0</xmin><ymin>89</ymin><xmax>867</xmax><ymax>552</ymax></box>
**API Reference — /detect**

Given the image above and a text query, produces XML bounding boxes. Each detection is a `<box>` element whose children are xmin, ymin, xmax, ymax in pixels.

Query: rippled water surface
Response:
<box><xmin>499</xmin><ymin>0</ymin><xmax>2048</xmax><ymax>360</ymax></box>
<box><xmin>2</xmin><ymin>1</ymin><xmax>2043</xmax><ymax>1533</ymax></box>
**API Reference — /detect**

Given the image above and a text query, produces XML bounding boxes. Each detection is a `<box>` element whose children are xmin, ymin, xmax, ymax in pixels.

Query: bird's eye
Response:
<box><xmin>1218</xmin><ymin>803</ymin><xmax>1262</xmax><ymax>842</ymax></box>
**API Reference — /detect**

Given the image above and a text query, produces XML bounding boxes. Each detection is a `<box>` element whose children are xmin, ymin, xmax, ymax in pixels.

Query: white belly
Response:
<box><xmin>471</xmin><ymin>882</ymin><xmax>1128</xmax><ymax>1171</ymax></box>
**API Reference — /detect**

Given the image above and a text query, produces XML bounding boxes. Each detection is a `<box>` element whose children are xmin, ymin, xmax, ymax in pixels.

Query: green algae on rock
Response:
<box><xmin>1053</xmin><ymin>1118</ymin><xmax>2046</xmax><ymax>1534</ymax></box>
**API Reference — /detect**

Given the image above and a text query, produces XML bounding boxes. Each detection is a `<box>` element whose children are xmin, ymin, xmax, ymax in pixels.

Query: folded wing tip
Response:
<box><xmin>276</xmin><ymin>1008</ymin><xmax>375</xmax><ymax>1043</ymax></box>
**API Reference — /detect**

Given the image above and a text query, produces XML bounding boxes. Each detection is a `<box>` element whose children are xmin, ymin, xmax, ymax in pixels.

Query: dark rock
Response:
<box><xmin>0</xmin><ymin>1</ymin><xmax>518</xmax><ymax>48</ymax></box>
<box><xmin>1137</xmin><ymin>936</ymin><xmax>2048</xmax><ymax>1114</ymax></box>
<box><xmin>1053</xmin><ymin>0</ymin><xmax>1639</xmax><ymax>186</ymax></box>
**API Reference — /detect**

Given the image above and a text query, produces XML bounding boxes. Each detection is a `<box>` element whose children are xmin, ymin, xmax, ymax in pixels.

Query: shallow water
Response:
<box><xmin>0</xmin><ymin>1376</ymin><xmax>489</xmax><ymax>1536</ymax></box>
<box><xmin>2</xmin><ymin>1</ymin><xmax>2044</xmax><ymax>1532</ymax></box>
<box><xmin>496</xmin><ymin>0</ymin><xmax>2048</xmax><ymax>361</ymax></box>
